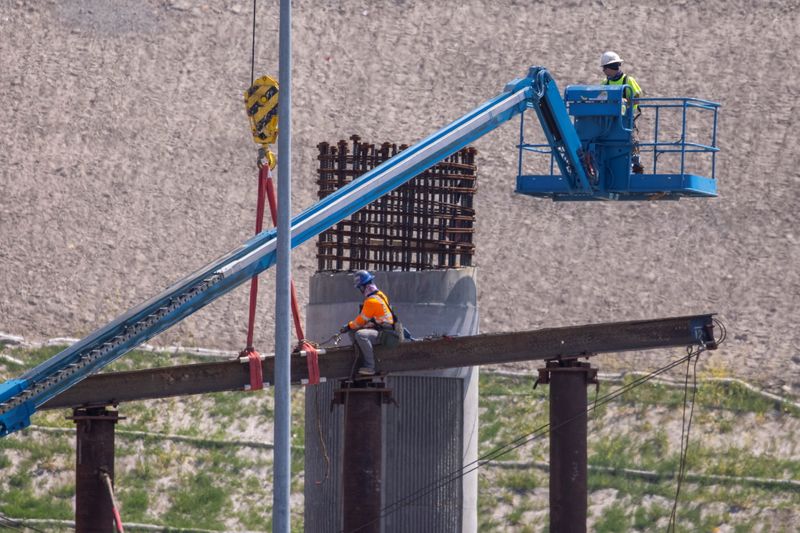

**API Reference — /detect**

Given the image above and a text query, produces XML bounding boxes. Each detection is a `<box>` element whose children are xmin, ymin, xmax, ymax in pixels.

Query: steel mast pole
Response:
<box><xmin>273</xmin><ymin>0</ymin><xmax>292</xmax><ymax>531</ymax></box>
<box><xmin>538</xmin><ymin>359</ymin><xmax>597</xmax><ymax>533</ymax></box>
<box><xmin>71</xmin><ymin>407</ymin><xmax>121</xmax><ymax>533</ymax></box>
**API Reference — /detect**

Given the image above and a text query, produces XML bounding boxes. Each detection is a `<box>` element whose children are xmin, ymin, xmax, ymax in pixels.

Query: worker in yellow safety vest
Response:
<box><xmin>600</xmin><ymin>51</ymin><xmax>645</xmax><ymax>174</ymax></box>
<box><xmin>339</xmin><ymin>270</ymin><xmax>395</xmax><ymax>376</ymax></box>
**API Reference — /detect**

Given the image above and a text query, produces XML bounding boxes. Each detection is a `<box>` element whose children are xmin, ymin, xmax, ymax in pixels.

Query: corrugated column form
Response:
<box><xmin>383</xmin><ymin>376</ymin><xmax>464</xmax><ymax>531</ymax></box>
<box><xmin>304</xmin><ymin>382</ymin><xmax>345</xmax><ymax>531</ymax></box>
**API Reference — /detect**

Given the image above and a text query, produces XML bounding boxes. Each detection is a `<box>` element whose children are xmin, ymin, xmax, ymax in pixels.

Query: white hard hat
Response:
<box><xmin>600</xmin><ymin>51</ymin><xmax>623</xmax><ymax>67</ymax></box>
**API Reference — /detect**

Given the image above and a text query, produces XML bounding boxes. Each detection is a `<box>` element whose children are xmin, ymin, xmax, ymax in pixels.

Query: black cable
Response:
<box><xmin>347</xmin><ymin>347</ymin><xmax>708</xmax><ymax>532</ymax></box>
<box><xmin>250</xmin><ymin>0</ymin><xmax>257</xmax><ymax>85</ymax></box>
<box><xmin>667</xmin><ymin>348</ymin><xmax>701</xmax><ymax>532</ymax></box>
<box><xmin>313</xmin><ymin>385</ymin><xmax>331</xmax><ymax>484</ymax></box>
<box><xmin>713</xmin><ymin>317</ymin><xmax>727</xmax><ymax>346</ymax></box>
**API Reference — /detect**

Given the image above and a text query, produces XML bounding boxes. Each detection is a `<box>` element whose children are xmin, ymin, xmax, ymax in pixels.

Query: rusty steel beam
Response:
<box><xmin>41</xmin><ymin>314</ymin><xmax>715</xmax><ymax>410</ymax></box>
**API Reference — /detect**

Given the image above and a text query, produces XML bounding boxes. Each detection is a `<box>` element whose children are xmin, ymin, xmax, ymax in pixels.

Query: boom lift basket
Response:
<box><xmin>516</xmin><ymin>87</ymin><xmax>720</xmax><ymax>201</ymax></box>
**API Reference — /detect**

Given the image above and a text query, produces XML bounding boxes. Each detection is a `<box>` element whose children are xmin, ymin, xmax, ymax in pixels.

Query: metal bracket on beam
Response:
<box><xmin>331</xmin><ymin>379</ymin><xmax>394</xmax><ymax>407</ymax></box>
<box><xmin>535</xmin><ymin>359</ymin><xmax>599</xmax><ymax>387</ymax></box>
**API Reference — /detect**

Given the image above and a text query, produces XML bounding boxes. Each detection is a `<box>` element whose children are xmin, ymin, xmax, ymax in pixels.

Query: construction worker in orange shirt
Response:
<box><xmin>339</xmin><ymin>270</ymin><xmax>396</xmax><ymax>376</ymax></box>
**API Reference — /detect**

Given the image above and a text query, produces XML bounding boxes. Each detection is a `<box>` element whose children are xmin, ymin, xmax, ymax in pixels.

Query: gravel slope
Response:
<box><xmin>1</xmin><ymin>0</ymin><xmax>798</xmax><ymax>391</ymax></box>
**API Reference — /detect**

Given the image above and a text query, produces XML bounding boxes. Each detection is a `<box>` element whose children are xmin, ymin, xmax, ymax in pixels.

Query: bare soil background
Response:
<box><xmin>1</xmin><ymin>0</ymin><xmax>799</xmax><ymax>392</ymax></box>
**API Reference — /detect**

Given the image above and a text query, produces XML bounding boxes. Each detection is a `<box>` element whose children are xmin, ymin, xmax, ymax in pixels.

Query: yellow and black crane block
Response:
<box><xmin>245</xmin><ymin>75</ymin><xmax>279</xmax><ymax>168</ymax></box>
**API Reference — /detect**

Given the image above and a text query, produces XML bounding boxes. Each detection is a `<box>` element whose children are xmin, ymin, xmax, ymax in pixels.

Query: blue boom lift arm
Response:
<box><xmin>0</xmin><ymin>66</ymin><xmax>717</xmax><ymax>437</ymax></box>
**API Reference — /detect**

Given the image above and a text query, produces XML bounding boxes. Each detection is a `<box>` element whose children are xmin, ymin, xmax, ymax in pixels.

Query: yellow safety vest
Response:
<box><xmin>602</xmin><ymin>74</ymin><xmax>642</xmax><ymax>114</ymax></box>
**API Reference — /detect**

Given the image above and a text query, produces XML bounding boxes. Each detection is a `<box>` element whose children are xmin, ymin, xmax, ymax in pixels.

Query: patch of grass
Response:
<box><xmin>163</xmin><ymin>472</ymin><xmax>228</xmax><ymax>528</ymax></box>
<box><xmin>595</xmin><ymin>503</ymin><xmax>630</xmax><ymax>532</ymax></box>
<box><xmin>590</xmin><ymin>435</ymin><xmax>637</xmax><ymax>469</ymax></box>
<box><xmin>633</xmin><ymin>503</ymin><xmax>670</xmax><ymax>530</ymax></box>
<box><xmin>480</xmin><ymin>373</ymin><xmax>538</xmax><ymax>396</ymax></box>
<box><xmin>588</xmin><ymin>471</ymin><xmax>679</xmax><ymax>501</ymax></box>
<box><xmin>207</xmin><ymin>391</ymin><xmax>250</xmax><ymax>421</ymax></box>
<box><xmin>507</xmin><ymin>499</ymin><xmax>532</xmax><ymax>525</ymax></box>
<box><xmin>478</xmin><ymin>484</ymin><xmax>505</xmax><ymax>532</ymax></box>
<box><xmin>698</xmin><ymin>380</ymin><xmax>800</xmax><ymax>416</ymax></box>
<box><xmin>479</xmin><ymin>415</ymin><xmax>502</xmax><ymax>449</ymax></box>
<box><xmin>638</xmin><ymin>429</ymin><xmax>670</xmax><ymax>469</ymax></box>
<box><xmin>695</xmin><ymin>445</ymin><xmax>800</xmax><ymax>481</ymax></box>
<box><xmin>240</xmin><ymin>505</ymin><xmax>272</xmax><ymax>530</ymax></box>
<box><xmin>119</xmin><ymin>487</ymin><xmax>149</xmax><ymax>520</ymax></box>
<box><xmin>589</xmin><ymin>429</ymin><xmax>800</xmax><ymax>490</ymax></box>
<box><xmin>593</xmin><ymin>375</ymin><xmax>799</xmax><ymax>417</ymax></box>
<box><xmin>1</xmin><ymin>344</ymin><xmax>68</xmax><ymax>373</ymax></box>
<box><xmin>498</xmin><ymin>469</ymin><xmax>541</xmax><ymax>493</ymax></box>
<box><xmin>0</xmin><ymin>485</ymin><xmax>72</xmax><ymax>519</ymax></box>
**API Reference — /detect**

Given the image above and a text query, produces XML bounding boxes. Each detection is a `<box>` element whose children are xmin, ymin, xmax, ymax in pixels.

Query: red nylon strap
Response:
<box><xmin>248</xmin><ymin>350</ymin><xmax>264</xmax><ymax>391</ymax></box>
<box><xmin>300</xmin><ymin>341</ymin><xmax>320</xmax><ymax>386</ymax></box>
<box><xmin>100</xmin><ymin>471</ymin><xmax>125</xmax><ymax>533</ymax></box>
<box><xmin>245</xmin><ymin>165</ymin><xmax>270</xmax><ymax>350</ymax></box>
<box><xmin>242</xmin><ymin>164</ymin><xmax>306</xmax><ymax>392</ymax></box>
<box><xmin>264</xmin><ymin>172</ymin><xmax>306</xmax><ymax>342</ymax></box>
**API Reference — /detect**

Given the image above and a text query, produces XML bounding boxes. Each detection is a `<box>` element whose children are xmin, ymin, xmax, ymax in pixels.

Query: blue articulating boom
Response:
<box><xmin>0</xmin><ymin>66</ymin><xmax>719</xmax><ymax>437</ymax></box>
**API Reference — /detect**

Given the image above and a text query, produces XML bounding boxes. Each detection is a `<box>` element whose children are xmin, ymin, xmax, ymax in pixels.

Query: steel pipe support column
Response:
<box><xmin>273</xmin><ymin>0</ymin><xmax>293</xmax><ymax>531</ymax></box>
<box><xmin>336</xmin><ymin>382</ymin><xmax>390</xmax><ymax>533</ymax></box>
<box><xmin>538</xmin><ymin>360</ymin><xmax>597</xmax><ymax>533</ymax></box>
<box><xmin>70</xmin><ymin>407</ymin><xmax>122</xmax><ymax>533</ymax></box>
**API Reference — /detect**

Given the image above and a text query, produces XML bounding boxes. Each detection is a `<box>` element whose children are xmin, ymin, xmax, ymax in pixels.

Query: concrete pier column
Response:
<box><xmin>304</xmin><ymin>268</ymin><xmax>479</xmax><ymax>532</ymax></box>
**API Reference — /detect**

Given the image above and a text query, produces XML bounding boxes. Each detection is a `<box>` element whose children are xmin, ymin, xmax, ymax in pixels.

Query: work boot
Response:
<box><xmin>358</xmin><ymin>367</ymin><xmax>376</xmax><ymax>376</ymax></box>
<box><xmin>632</xmin><ymin>163</ymin><xmax>645</xmax><ymax>174</ymax></box>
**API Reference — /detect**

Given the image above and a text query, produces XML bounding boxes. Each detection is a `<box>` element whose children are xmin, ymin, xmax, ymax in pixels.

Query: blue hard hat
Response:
<box><xmin>353</xmin><ymin>270</ymin><xmax>374</xmax><ymax>288</ymax></box>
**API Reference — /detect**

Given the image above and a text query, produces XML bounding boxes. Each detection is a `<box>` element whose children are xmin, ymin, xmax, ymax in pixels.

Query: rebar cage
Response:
<box><xmin>316</xmin><ymin>136</ymin><xmax>478</xmax><ymax>271</ymax></box>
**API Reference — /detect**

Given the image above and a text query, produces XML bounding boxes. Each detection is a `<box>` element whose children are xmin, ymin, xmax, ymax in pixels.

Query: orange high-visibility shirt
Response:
<box><xmin>348</xmin><ymin>290</ymin><xmax>394</xmax><ymax>329</ymax></box>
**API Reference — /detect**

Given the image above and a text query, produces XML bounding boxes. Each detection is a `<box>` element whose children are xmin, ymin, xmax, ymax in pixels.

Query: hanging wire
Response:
<box><xmin>250</xmin><ymin>0</ymin><xmax>257</xmax><ymax>84</ymax></box>
<box><xmin>313</xmin><ymin>386</ymin><xmax>331</xmax><ymax>484</ymax></box>
<box><xmin>345</xmin><ymin>343</ymin><xmax>713</xmax><ymax>533</ymax></box>
<box><xmin>667</xmin><ymin>347</ymin><xmax>702</xmax><ymax>532</ymax></box>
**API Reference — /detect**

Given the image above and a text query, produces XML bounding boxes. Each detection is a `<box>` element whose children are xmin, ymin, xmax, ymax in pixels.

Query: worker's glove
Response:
<box><xmin>339</xmin><ymin>324</ymin><xmax>351</xmax><ymax>334</ymax></box>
